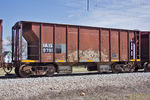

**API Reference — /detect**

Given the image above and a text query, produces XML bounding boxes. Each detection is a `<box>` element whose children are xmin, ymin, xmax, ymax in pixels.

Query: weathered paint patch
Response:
<box><xmin>68</xmin><ymin>51</ymin><xmax>78</xmax><ymax>62</ymax></box>
<box><xmin>79</xmin><ymin>50</ymin><xmax>99</xmax><ymax>62</ymax></box>
<box><xmin>101</xmin><ymin>50</ymin><xmax>109</xmax><ymax>62</ymax></box>
<box><xmin>68</xmin><ymin>50</ymin><xmax>112</xmax><ymax>62</ymax></box>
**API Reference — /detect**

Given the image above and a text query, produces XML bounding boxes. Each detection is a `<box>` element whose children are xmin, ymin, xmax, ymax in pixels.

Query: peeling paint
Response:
<box><xmin>101</xmin><ymin>49</ymin><xmax>109</xmax><ymax>62</ymax></box>
<box><xmin>79</xmin><ymin>50</ymin><xmax>99</xmax><ymax>62</ymax></box>
<box><xmin>68</xmin><ymin>49</ymin><xmax>111</xmax><ymax>62</ymax></box>
<box><xmin>68</xmin><ymin>51</ymin><xmax>78</xmax><ymax>62</ymax></box>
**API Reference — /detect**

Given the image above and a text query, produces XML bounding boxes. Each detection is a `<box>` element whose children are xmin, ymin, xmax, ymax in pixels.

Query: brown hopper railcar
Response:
<box><xmin>10</xmin><ymin>21</ymin><xmax>150</xmax><ymax>77</ymax></box>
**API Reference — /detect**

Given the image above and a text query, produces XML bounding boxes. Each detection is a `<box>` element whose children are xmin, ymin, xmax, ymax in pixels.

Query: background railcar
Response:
<box><xmin>11</xmin><ymin>21</ymin><xmax>148</xmax><ymax>77</ymax></box>
<box><xmin>141</xmin><ymin>31</ymin><xmax>150</xmax><ymax>61</ymax></box>
<box><xmin>141</xmin><ymin>31</ymin><xmax>150</xmax><ymax>71</ymax></box>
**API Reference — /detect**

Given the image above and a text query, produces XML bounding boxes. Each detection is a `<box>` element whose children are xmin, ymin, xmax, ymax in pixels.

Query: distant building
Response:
<box><xmin>3</xmin><ymin>51</ymin><xmax>12</xmax><ymax>63</ymax></box>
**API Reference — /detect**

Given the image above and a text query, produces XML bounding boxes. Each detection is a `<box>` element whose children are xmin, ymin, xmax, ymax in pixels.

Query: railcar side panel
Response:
<box><xmin>32</xmin><ymin>23</ymin><xmax>40</xmax><ymax>39</ymax></box>
<box><xmin>120</xmin><ymin>31</ymin><xmax>128</xmax><ymax>61</ymax></box>
<box><xmin>141</xmin><ymin>32</ymin><xmax>150</xmax><ymax>61</ymax></box>
<box><xmin>41</xmin><ymin>24</ymin><xmax>53</xmax><ymax>62</ymax></box>
<box><xmin>101</xmin><ymin>29</ymin><xmax>109</xmax><ymax>62</ymax></box>
<box><xmin>111</xmin><ymin>30</ymin><xmax>119</xmax><ymax>61</ymax></box>
<box><xmin>55</xmin><ymin>25</ymin><xmax>66</xmax><ymax>62</ymax></box>
<box><xmin>67</xmin><ymin>26</ymin><xmax>78</xmax><ymax>62</ymax></box>
<box><xmin>79</xmin><ymin>27</ymin><xmax>99</xmax><ymax>62</ymax></box>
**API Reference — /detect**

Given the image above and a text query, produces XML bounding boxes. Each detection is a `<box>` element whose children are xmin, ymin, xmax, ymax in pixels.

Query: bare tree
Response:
<box><xmin>6</xmin><ymin>36</ymin><xmax>27</xmax><ymax>59</ymax></box>
<box><xmin>6</xmin><ymin>36</ymin><xmax>12</xmax><ymax>47</ymax></box>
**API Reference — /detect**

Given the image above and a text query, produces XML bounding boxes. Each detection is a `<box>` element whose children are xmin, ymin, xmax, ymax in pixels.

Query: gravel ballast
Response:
<box><xmin>0</xmin><ymin>72</ymin><xmax>150</xmax><ymax>100</ymax></box>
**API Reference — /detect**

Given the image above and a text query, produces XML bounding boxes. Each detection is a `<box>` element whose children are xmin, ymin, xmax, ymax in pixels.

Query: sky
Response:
<box><xmin>0</xmin><ymin>0</ymin><xmax>150</xmax><ymax>48</ymax></box>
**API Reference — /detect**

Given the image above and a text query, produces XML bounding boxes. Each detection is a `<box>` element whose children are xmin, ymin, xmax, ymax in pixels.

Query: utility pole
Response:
<box><xmin>87</xmin><ymin>0</ymin><xmax>89</xmax><ymax>11</ymax></box>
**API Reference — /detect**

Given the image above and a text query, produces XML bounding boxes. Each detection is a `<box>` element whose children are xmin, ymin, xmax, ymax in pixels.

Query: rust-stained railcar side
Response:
<box><xmin>140</xmin><ymin>31</ymin><xmax>150</xmax><ymax>71</ymax></box>
<box><xmin>141</xmin><ymin>32</ymin><xmax>150</xmax><ymax>61</ymax></box>
<box><xmin>13</xmin><ymin>21</ymin><xmax>141</xmax><ymax>63</ymax></box>
<box><xmin>11</xmin><ymin>21</ymin><xmax>144</xmax><ymax>77</ymax></box>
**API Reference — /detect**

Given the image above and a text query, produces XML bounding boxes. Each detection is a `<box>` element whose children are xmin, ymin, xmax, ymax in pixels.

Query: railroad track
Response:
<box><xmin>0</xmin><ymin>70</ymin><xmax>146</xmax><ymax>79</ymax></box>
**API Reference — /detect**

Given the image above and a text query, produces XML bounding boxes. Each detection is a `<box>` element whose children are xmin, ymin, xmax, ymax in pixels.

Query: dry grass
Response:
<box><xmin>72</xmin><ymin>66</ymin><xmax>97</xmax><ymax>73</ymax></box>
<box><xmin>81</xmin><ymin>94</ymin><xmax>150</xmax><ymax>100</ymax></box>
<box><xmin>123</xmin><ymin>94</ymin><xmax>150</xmax><ymax>100</ymax></box>
<box><xmin>72</xmin><ymin>66</ymin><xmax>88</xmax><ymax>73</ymax></box>
<box><xmin>0</xmin><ymin>68</ymin><xmax>6</xmax><ymax>75</ymax></box>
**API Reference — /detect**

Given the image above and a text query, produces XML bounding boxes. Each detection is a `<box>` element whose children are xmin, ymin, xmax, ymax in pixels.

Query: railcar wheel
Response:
<box><xmin>3</xmin><ymin>67</ymin><xmax>12</xmax><ymax>74</ymax></box>
<box><xmin>45</xmin><ymin>65</ymin><xmax>56</xmax><ymax>77</ymax></box>
<box><xmin>19</xmin><ymin>64</ymin><xmax>32</xmax><ymax>78</ymax></box>
<box><xmin>15</xmin><ymin>67</ymin><xmax>20</xmax><ymax>76</ymax></box>
<box><xmin>127</xmin><ymin>62</ymin><xmax>135</xmax><ymax>72</ymax></box>
<box><xmin>144</xmin><ymin>63</ymin><xmax>150</xmax><ymax>72</ymax></box>
<box><xmin>112</xmin><ymin>64</ymin><xmax>122</xmax><ymax>73</ymax></box>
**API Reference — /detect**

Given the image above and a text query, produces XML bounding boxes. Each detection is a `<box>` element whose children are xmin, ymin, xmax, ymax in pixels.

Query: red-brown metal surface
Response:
<box><xmin>79</xmin><ymin>27</ymin><xmax>99</xmax><ymax>62</ymax></box>
<box><xmin>13</xmin><ymin>21</ymin><xmax>141</xmax><ymax>63</ymax></box>
<box><xmin>101</xmin><ymin>29</ymin><xmax>109</xmax><ymax>62</ymax></box>
<box><xmin>67</xmin><ymin>26</ymin><xmax>78</xmax><ymax>62</ymax></box>
<box><xmin>41</xmin><ymin>24</ymin><xmax>53</xmax><ymax>62</ymax></box>
<box><xmin>120</xmin><ymin>31</ymin><xmax>128</xmax><ymax>61</ymax></box>
<box><xmin>111</xmin><ymin>30</ymin><xmax>119</xmax><ymax>61</ymax></box>
<box><xmin>55</xmin><ymin>25</ymin><xmax>66</xmax><ymax>62</ymax></box>
<box><xmin>141</xmin><ymin>32</ymin><xmax>150</xmax><ymax>61</ymax></box>
<box><xmin>24</xmin><ymin>23</ymin><xmax>39</xmax><ymax>60</ymax></box>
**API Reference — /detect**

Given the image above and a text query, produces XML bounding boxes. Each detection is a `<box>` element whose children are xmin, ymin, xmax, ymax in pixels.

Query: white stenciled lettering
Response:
<box><xmin>42</xmin><ymin>43</ymin><xmax>53</xmax><ymax>53</ymax></box>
